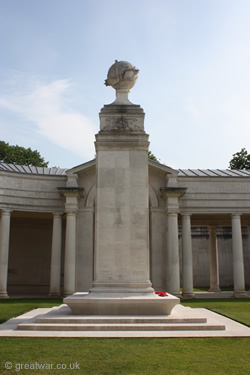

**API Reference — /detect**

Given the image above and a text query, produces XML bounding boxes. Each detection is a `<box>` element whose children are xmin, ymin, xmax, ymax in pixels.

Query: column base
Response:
<box><xmin>181</xmin><ymin>292</ymin><xmax>196</xmax><ymax>299</ymax></box>
<box><xmin>64</xmin><ymin>292</ymin><xmax>180</xmax><ymax>315</ymax></box>
<box><xmin>0</xmin><ymin>292</ymin><xmax>9</xmax><ymax>299</ymax></box>
<box><xmin>208</xmin><ymin>287</ymin><xmax>221</xmax><ymax>292</ymax></box>
<box><xmin>234</xmin><ymin>291</ymin><xmax>248</xmax><ymax>298</ymax></box>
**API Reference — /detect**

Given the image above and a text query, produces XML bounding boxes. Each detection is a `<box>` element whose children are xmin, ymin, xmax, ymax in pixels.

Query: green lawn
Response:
<box><xmin>0</xmin><ymin>298</ymin><xmax>250</xmax><ymax>375</ymax></box>
<box><xmin>0</xmin><ymin>337</ymin><xmax>250</xmax><ymax>375</ymax></box>
<box><xmin>182</xmin><ymin>298</ymin><xmax>250</xmax><ymax>327</ymax></box>
<box><xmin>0</xmin><ymin>298</ymin><xmax>62</xmax><ymax>324</ymax></box>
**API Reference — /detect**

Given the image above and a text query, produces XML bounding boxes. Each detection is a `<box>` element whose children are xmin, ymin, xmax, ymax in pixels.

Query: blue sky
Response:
<box><xmin>0</xmin><ymin>0</ymin><xmax>249</xmax><ymax>169</ymax></box>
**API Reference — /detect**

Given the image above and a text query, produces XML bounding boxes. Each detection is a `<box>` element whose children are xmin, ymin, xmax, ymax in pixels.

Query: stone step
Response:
<box><xmin>36</xmin><ymin>316</ymin><xmax>207</xmax><ymax>324</ymax></box>
<box><xmin>17</xmin><ymin>322</ymin><xmax>225</xmax><ymax>331</ymax></box>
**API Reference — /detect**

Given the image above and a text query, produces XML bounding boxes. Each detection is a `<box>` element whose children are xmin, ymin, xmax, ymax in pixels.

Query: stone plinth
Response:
<box><xmin>64</xmin><ymin>293</ymin><xmax>180</xmax><ymax>315</ymax></box>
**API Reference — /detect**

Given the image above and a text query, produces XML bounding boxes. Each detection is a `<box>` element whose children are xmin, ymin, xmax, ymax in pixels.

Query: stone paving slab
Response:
<box><xmin>0</xmin><ymin>304</ymin><xmax>250</xmax><ymax>338</ymax></box>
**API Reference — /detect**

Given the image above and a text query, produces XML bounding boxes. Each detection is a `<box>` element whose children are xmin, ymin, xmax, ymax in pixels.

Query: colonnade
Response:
<box><xmin>0</xmin><ymin>208</ymin><xmax>248</xmax><ymax>298</ymax></box>
<box><xmin>0</xmin><ymin>205</ymin><xmax>80</xmax><ymax>298</ymax></box>
<box><xmin>166</xmin><ymin>212</ymin><xmax>247</xmax><ymax>298</ymax></box>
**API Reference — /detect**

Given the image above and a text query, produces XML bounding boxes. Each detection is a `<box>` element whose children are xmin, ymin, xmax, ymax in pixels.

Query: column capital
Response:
<box><xmin>0</xmin><ymin>209</ymin><xmax>12</xmax><ymax>216</ymax></box>
<box><xmin>58</xmin><ymin>187</ymin><xmax>84</xmax><ymax>214</ymax></box>
<box><xmin>160</xmin><ymin>187</ymin><xmax>187</xmax><ymax>214</ymax></box>
<box><xmin>232</xmin><ymin>213</ymin><xmax>242</xmax><ymax>219</ymax></box>
<box><xmin>167</xmin><ymin>211</ymin><xmax>179</xmax><ymax>217</ymax></box>
<box><xmin>181</xmin><ymin>213</ymin><xmax>192</xmax><ymax>218</ymax></box>
<box><xmin>52</xmin><ymin>212</ymin><xmax>64</xmax><ymax>218</ymax></box>
<box><xmin>208</xmin><ymin>225</ymin><xmax>217</xmax><ymax>231</ymax></box>
<box><xmin>58</xmin><ymin>187</ymin><xmax>84</xmax><ymax>198</ymax></box>
<box><xmin>65</xmin><ymin>211</ymin><xmax>78</xmax><ymax>216</ymax></box>
<box><xmin>160</xmin><ymin>187</ymin><xmax>187</xmax><ymax>199</ymax></box>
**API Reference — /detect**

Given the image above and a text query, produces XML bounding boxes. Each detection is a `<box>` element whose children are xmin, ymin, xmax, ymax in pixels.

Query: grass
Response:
<box><xmin>0</xmin><ymin>298</ymin><xmax>250</xmax><ymax>374</ymax></box>
<box><xmin>0</xmin><ymin>337</ymin><xmax>250</xmax><ymax>375</ymax></box>
<box><xmin>0</xmin><ymin>298</ymin><xmax>62</xmax><ymax>324</ymax></box>
<box><xmin>182</xmin><ymin>298</ymin><xmax>250</xmax><ymax>327</ymax></box>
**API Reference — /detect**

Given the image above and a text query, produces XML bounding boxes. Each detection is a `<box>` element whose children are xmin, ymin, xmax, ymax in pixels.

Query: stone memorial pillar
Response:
<box><xmin>64</xmin><ymin>61</ymin><xmax>179</xmax><ymax>315</ymax></box>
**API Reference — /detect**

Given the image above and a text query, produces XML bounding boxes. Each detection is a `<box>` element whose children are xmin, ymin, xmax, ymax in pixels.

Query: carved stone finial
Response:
<box><xmin>105</xmin><ymin>60</ymin><xmax>139</xmax><ymax>104</ymax></box>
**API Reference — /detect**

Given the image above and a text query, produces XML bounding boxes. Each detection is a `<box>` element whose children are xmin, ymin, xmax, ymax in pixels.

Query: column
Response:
<box><xmin>49</xmin><ymin>213</ymin><xmax>62</xmax><ymax>298</ymax></box>
<box><xmin>167</xmin><ymin>212</ymin><xmax>180</xmax><ymax>296</ymax></box>
<box><xmin>182</xmin><ymin>214</ymin><xmax>195</xmax><ymax>298</ymax></box>
<box><xmin>0</xmin><ymin>210</ymin><xmax>11</xmax><ymax>298</ymax></box>
<box><xmin>208</xmin><ymin>226</ymin><xmax>221</xmax><ymax>292</ymax></box>
<box><xmin>58</xmin><ymin>188</ymin><xmax>83</xmax><ymax>297</ymax></box>
<box><xmin>232</xmin><ymin>214</ymin><xmax>246</xmax><ymax>297</ymax></box>
<box><xmin>64</xmin><ymin>211</ymin><xmax>77</xmax><ymax>296</ymax></box>
<box><xmin>160</xmin><ymin>187</ymin><xmax>186</xmax><ymax>297</ymax></box>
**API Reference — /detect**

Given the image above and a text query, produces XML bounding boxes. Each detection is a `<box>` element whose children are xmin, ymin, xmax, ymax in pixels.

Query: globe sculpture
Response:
<box><xmin>105</xmin><ymin>60</ymin><xmax>139</xmax><ymax>104</ymax></box>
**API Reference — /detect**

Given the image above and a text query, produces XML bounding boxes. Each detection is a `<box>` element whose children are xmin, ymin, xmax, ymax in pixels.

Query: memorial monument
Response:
<box><xmin>64</xmin><ymin>61</ymin><xmax>179</xmax><ymax>315</ymax></box>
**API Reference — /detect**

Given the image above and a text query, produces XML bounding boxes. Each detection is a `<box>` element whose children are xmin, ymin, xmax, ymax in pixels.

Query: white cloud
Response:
<box><xmin>0</xmin><ymin>74</ymin><xmax>96</xmax><ymax>160</ymax></box>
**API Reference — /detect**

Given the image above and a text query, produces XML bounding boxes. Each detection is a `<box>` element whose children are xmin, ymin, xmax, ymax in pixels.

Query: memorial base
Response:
<box><xmin>64</xmin><ymin>293</ymin><xmax>180</xmax><ymax>315</ymax></box>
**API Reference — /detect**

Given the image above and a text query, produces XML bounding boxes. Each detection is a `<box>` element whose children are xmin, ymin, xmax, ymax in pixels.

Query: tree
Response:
<box><xmin>0</xmin><ymin>141</ymin><xmax>49</xmax><ymax>167</ymax></box>
<box><xmin>148</xmin><ymin>151</ymin><xmax>159</xmax><ymax>163</ymax></box>
<box><xmin>229</xmin><ymin>148</ymin><xmax>250</xmax><ymax>170</ymax></box>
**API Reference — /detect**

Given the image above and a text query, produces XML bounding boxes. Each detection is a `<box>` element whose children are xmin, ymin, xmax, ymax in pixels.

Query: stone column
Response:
<box><xmin>0</xmin><ymin>210</ymin><xmax>11</xmax><ymax>298</ymax></box>
<box><xmin>182</xmin><ymin>214</ymin><xmax>195</xmax><ymax>298</ymax></box>
<box><xmin>208</xmin><ymin>226</ymin><xmax>221</xmax><ymax>292</ymax></box>
<box><xmin>64</xmin><ymin>211</ymin><xmax>77</xmax><ymax>296</ymax></box>
<box><xmin>167</xmin><ymin>212</ymin><xmax>181</xmax><ymax>296</ymax></box>
<box><xmin>58</xmin><ymin>188</ymin><xmax>83</xmax><ymax>297</ymax></box>
<box><xmin>49</xmin><ymin>213</ymin><xmax>62</xmax><ymax>298</ymax></box>
<box><xmin>232</xmin><ymin>214</ymin><xmax>246</xmax><ymax>297</ymax></box>
<box><xmin>160</xmin><ymin>188</ymin><xmax>186</xmax><ymax>297</ymax></box>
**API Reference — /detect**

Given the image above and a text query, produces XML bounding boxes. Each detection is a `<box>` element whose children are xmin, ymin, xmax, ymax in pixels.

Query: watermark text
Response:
<box><xmin>5</xmin><ymin>361</ymin><xmax>80</xmax><ymax>371</ymax></box>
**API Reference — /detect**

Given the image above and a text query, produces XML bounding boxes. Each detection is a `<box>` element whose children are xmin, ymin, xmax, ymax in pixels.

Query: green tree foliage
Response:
<box><xmin>0</xmin><ymin>141</ymin><xmax>49</xmax><ymax>167</ymax></box>
<box><xmin>148</xmin><ymin>151</ymin><xmax>159</xmax><ymax>163</ymax></box>
<box><xmin>229</xmin><ymin>148</ymin><xmax>250</xmax><ymax>170</ymax></box>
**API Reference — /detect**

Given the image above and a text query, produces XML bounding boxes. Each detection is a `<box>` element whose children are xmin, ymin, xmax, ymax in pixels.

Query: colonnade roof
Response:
<box><xmin>1</xmin><ymin>162</ymin><xmax>250</xmax><ymax>178</ymax></box>
<box><xmin>178</xmin><ymin>169</ymin><xmax>250</xmax><ymax>177</ymax></box>
<box><xmin>0</xmin><ymin>162</ymin><xmax>67</xmax><ymax>175</ymax></box>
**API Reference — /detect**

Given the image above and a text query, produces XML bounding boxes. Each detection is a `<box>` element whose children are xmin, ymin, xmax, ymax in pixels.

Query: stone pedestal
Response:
<box><xmin>65</xmin><ymin>292</ymin><xmax>179</xmax><ymax>315</ymax></box>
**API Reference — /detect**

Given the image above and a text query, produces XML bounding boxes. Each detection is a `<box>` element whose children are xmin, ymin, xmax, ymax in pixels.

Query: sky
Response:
<box><xmin>0</xmin><ymin>0</ymin><xmax>249</xmax><ymax>169</ymax></box>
